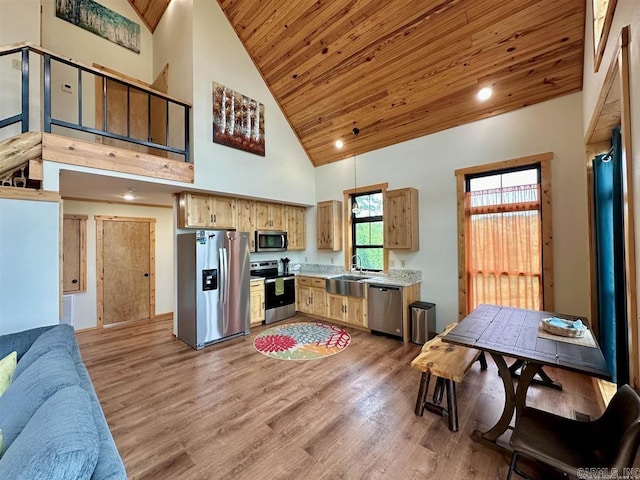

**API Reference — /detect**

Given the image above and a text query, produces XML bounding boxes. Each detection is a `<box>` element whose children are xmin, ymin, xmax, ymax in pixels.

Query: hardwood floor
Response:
<box><xmin>76</xmin><ymin>315</ymin><xmax>602</xmax><ymax>480</ymax></box>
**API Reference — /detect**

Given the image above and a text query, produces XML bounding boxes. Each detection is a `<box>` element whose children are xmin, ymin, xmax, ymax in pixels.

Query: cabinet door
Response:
<box><xmin>310</xmin><ymin>287</ymin><xmax>327</xmax><ymax>317</ymax></box>
<box><xmin>210</xmin><ymin>196</ymin><xmax>237</xmax><ymax>229</ymax></box>
<box><xmin>346</xmin><ymin>297</ymin><xmax>367</xmax><ymax>327</ymax></box>
<box><xmin>326</xmin><ymin>294</ymin><xmax>346</xmax><ymax>321</ymax></box>
<box><xmin>237</xmin><ymin>199</ymin><xmax>256</xmax><ymax>252</ymax></box>
<box><xmin>270</xmin><ymin>203</ymin><xmax>285</xmax><ymax>230</ymax></box>
<box><xmin>185</xmin><ymin>193</ymin><xmax>213</xmax><ymax>227</ymax></box>
<box><xmin>255</xmin><ymin>202</ymin><xmax>272</xmax><ymax>230</ymax></box>
<box><xmin>250</xmin><ymin>288</ymin><xmax>265</xmax><ymax>326</ymax></box>
<box><xmin>286</xmin><ymin>206</ymin><xmax>306</xmax><ymax>250</ymax></box>
<box><xmin>297</xmin><ymin>284</ymin><xmax>311</xmax><ymax>313</ymax></box>
<box><xmin>383</xmin><ymin>188</ymin><xmax>419</xmax><ymax>250</ymax></box>
<box><xmin>317</xmin><ymin>201</ymin><xmax>342</xmax><ymax>250</ymax></box>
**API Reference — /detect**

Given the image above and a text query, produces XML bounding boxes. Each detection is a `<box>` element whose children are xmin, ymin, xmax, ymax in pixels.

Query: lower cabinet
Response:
<box><xmin>250</xmin><ymin>279</ymin><xmax>265</xmax><ymax>326</ymax></box>
<box><xmin>297</xmin><ymin>277</ymin><xmax>327</xmax><ymax>317</ymax></box>
<box><xmin>326</xmin><ymin>294</ymin><xmax>368</xmax><ymax>328</ymax></box>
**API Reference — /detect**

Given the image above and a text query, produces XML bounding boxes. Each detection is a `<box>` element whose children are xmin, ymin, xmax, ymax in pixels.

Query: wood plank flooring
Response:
<box><xmin>76</xmin><ymin>315</ymin><xmax>602</xmax><ymax>480</ymax></box>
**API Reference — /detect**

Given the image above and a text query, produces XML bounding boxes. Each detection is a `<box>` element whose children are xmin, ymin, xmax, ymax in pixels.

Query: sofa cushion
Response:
<box><xmin>0</xmin><ymin>385</ymin><xmax>99</xmax><ymax>480</ymax></box>
<box><xmin>0</xmin><ymin>326</ymin><xmax>55</xmax><ymax>361</ymax></box>
<box><xmin>0</xmin><ymin>351</ymin><xmax>17</xmax><ymax>396</ymax></box>
<box><xmin>14</xmin><ymin>325</ymin><xmax>79</xmax><ymax>379</ymax></box>
<box><xmin>0</xmin><ymin>348</ymin><xmax>79</xmax><ymax>454</ymax></box>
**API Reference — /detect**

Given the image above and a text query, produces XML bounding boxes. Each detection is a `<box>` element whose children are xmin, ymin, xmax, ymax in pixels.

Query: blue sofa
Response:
<box><xmin>0</xmin><ymin>324</ymin><xmax>127</xmax><ymax>480</ymax></box>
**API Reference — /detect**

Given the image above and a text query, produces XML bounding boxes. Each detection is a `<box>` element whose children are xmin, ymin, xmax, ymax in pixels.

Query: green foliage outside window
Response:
<box><xmin>352</xmin><ymin>192</ymin><xmax>383</xmax><ymax>271</ymax></box>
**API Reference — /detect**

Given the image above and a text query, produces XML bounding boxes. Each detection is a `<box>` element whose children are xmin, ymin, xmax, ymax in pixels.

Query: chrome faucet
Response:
<box><xmin>350</xmin><ymin>254</ymin><xmax>363</xmax><ymax>275</ymax></box>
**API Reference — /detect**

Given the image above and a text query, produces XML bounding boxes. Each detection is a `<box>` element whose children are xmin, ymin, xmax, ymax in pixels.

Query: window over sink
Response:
<box><xmin>351</xmin><ymin>190</ymin><xmax>384</xmax><ymax>271</ymax></box>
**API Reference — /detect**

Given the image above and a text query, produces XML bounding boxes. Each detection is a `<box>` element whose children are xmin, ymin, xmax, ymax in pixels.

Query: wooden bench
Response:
<box><xmin>410</xmin><ymin>323</ymin><xmax>487</xmax><ymax>431</ymax></box>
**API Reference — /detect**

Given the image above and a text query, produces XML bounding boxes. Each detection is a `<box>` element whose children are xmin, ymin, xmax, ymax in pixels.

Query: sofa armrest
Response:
<box><xmin>0</xmin><ymin>326</ymin><xmax>56</xmax><ymax>360</ymax></box>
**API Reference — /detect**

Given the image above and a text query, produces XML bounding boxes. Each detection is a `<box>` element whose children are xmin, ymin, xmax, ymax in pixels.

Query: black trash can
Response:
<box><xmin>410</xmin><ymin>301</ymin><xmax>436</xmax><ymax>344</ymax></box>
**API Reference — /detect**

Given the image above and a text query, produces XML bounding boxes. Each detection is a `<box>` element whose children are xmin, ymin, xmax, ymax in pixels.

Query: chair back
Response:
<box><xmin>597</xmin><ymin>384</ymin><xmax>640</xmax><ymax>469</ymax></box>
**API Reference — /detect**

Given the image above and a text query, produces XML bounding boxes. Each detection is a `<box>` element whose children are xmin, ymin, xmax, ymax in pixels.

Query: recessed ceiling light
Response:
<box><xmin>477</xmin><ymin>87</ymin><xmax>493</xmax><ymax>101</ymax></box>
<box><xmin>122</xmin><ymin>189</ymin><xmax>136</xmax><ymax>201</ymax></box>
<box><xmin>335</xmin><ymin>140</ymin><xmax>344</xmax><ymax>149</ymax></box>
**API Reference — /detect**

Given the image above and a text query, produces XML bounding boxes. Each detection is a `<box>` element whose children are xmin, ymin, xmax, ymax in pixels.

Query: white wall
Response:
<box><xmin>63</xmin><ymin>200</ymin><xmax>174</xmax><ymax>330</ymax></box>
<box><xmin>41</xmin><ymin>0</ymin><xmax>154</xmax><ymax>83</ymax></box>
<box><xmin>0</xmin><ymin>0</ymin><xmax>41</xmax><ymax>139</ymax></box>
<box><xmin>187</xmin><ymin>0</ymin><xmax>315</xmax><ymax>205</ymax></box>
<box><xmin>0</xmin><ymin>198</ymin><xmax>59</xmax><ymax>334</ymax></box>
<box><xmin>315</xmin><ymin>92</ymin><xmax>588</xmax><ymax>330</ymax></box>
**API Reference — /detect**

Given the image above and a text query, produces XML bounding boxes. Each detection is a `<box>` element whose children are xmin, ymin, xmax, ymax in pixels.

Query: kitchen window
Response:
<box><xmin>455</xmin><ymin>154</ymin><xmax>554</xmax><ymax>317</ymax></box>
<box><xmin>351</xmin><ymin>190</ymin><xmax>384</xmax><ymax>271</ymax></box>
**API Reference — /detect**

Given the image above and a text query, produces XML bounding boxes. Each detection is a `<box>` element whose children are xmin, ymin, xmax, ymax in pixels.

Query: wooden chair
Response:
<box><xmin>507</xmin><ymin>384</ymin><xmax>640</xmax><ymax>479</ymax></box>
<box><xmin>411</xmin><ymin>323</ymin><xmax>487</xmax><ymax>431</ymax></box>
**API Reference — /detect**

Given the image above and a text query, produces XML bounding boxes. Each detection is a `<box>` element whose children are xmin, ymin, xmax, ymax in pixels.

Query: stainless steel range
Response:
<box><xmin>250</xmin><ymin>260</ymin><xmax>296</xmax><ymax>324</ymax></box>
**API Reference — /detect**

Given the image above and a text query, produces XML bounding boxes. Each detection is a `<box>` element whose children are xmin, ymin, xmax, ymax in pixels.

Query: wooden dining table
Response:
<box><xmin>442</xmin><ymin>304</ymin><xmax>611</xmax><ymax>452</ymax></box>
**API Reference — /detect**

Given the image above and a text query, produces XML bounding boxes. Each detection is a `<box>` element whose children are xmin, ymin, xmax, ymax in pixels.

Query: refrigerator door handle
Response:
<box><xmin>218</xmin><ymin>247</ymin><xmax>226</xmax><ymax>304</ymax></box>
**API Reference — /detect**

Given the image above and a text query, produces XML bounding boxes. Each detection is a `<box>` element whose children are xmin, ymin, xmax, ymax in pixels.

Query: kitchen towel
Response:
<box><xmin>275</xmin><ymin>278</ymin><xmax>284</xmax><ymax>296</ymax></box>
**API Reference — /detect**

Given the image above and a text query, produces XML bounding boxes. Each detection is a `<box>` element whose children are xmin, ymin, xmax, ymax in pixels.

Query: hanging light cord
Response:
<box><xmin>352</xmin><ymin>127</ymin><xmax>360</xmax><ymax>214</ymax></box>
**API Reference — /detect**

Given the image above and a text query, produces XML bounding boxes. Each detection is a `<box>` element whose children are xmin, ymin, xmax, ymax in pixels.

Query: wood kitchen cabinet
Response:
<box><xmin>296</xmin><ymin>276</ymin><xmax>326</xmax><ymax>317</ymax></box>
<box><xmin>383</xmin><ymin>187</ymin><xmax>419</xmax><ymax>251</ymax></box>
<box><xmin>236</xmin><ymin>199</ymin><xmax>257</xmax><ymax>252</ymax></box>
<box><xmin>325</xmin><ymin>293</ymin><xmax>367</xmax><ymax>327</ymax></box>
<box><xmin>316</xmin><ymin>200</ymin><xmax>342</xmax><ymax>250</ymax></box>
<box><xmin>178</xmin><ymin>192</ymin><xmax>237</xmax><ymax>229</ymax></box>
<box><xmin>285</xmin><ymin>205</ymin><xmax>306</xmax><ymax>251</ymax></box>
<box><xmin>250</xmin><ymin>279</ymin><xmax>265</xmax><ymax>326</ymax></box>
<box><xmin>256</xmin><ymin>201</ymin><xmax>284</xmax><ymax>230</ymax></box>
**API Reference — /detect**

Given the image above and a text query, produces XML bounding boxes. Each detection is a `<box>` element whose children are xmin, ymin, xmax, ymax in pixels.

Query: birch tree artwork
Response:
<box><xmin>212</xmin><ymin>82</ymin><xmax>265</xmax><ymax>156</ymax></box>
<box><xmin>56</xmin><ymin>0</ymin><xmax>140</xmax><ymax>54</ymax></box>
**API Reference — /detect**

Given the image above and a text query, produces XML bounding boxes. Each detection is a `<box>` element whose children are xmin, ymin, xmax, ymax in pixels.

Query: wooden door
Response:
<box><xmin>94</xmin><ymin>63</ymin><xmax>168</xmax><ymax>156</ymax></box>
<box><xmin>297</xmin><ymin>285</ymin><xmax>311</xmax><ymax>313</ymax></box>
<box><xmin>63</xmin><ymin>215</ymin><xmax>87</xmax><ymax>293</ymax></box>
<box><xmin>97</xmin><ymin>216</ymin><xmax>155</xmax><ymax>326</ymax></box>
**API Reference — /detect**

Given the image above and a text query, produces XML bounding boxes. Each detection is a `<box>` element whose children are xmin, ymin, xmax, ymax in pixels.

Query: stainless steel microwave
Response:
<box><xmin>255</xmin><ymin>230</ymin><xmax>288</xmax><ymax>252</ymax></box>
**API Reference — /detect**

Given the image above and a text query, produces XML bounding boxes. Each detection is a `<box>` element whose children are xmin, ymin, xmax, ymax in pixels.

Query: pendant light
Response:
<box><xmin>351</xmin><ymin>126</ymin><xmax>361</xmax><ymax>214</ymax></box>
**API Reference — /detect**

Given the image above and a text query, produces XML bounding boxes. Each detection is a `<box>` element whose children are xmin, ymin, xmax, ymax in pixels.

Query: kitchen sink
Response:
<box><xmin>326</xmin><ymin>274</ymin><xmax>372</xmax><ymax>298</ymax></box>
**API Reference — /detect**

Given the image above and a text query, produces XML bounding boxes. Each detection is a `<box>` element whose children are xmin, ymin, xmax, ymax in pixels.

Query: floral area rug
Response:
<box><xmin>253</xmin><ymin>322</ymin><xmax>351</xmax><ymax>360</ymax></box>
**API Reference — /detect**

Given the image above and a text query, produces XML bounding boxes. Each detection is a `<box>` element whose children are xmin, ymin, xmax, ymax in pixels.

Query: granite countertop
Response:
<box><xmin>294</xmin><ymin>270</ymin><xmax>421</xmax><ymax>287</ymax></box>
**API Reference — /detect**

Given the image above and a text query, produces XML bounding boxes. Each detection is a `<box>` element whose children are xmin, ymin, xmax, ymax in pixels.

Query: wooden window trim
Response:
<box><xmin>455</xmin><ymin>153</ymin><xmax>554</xmax><ymax>319</ymax></box>
<box><xmin>63</xmin><ymin>214</ymin><xmax>87</xmax><ymax>294</ymax></box>
<box><xmin>343</xmin><ymin>182</ymin><xmax>388</xmax><ymax>271</ymax></box>
<box><xmin>592</xmin><ymin>0</ymin><xmax>618</xmax><ymax>73</ymax></box>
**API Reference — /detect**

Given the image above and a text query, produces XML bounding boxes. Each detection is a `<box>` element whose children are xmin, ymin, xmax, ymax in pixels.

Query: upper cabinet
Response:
<box><xmin>317</xmin><ymin>200</ymin><xmax>342</xmax><ymax>251</ymax></box>
<box><xmin>178</xmin><ymin>192</ymin><xmax>236</xmax><ymax>229</ymax></box>
<box><xmin>236</xmin><ymin>199</ymin><xmax>257</xmax><ymax>252</ymax></box>
<box><xmin>383</xmin><ymin>187</ymin><xmax>419</xmax><ymax>251</ymax></box>
<box><xmin>256</xmin><ymin>201</ymin><xmax>284</xmax><ymax>230</ymax></box>
<box><xmin>286</xmin><ymin>205</ymin><xmax>306</xmax><ymax>251</ymax></box>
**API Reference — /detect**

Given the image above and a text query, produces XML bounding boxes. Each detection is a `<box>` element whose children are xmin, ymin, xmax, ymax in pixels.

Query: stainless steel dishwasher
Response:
<box><xmin>367</xmin><ymin>284</ymin><xmax>403</xmax><ymax>338</ymax></box>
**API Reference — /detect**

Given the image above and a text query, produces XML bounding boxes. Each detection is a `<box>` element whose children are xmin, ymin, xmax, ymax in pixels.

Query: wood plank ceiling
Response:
<box><xmin>217</xmin><ymin>0</ymin><xmax>585</xmax><ymax>166</ymax></box>
<box><xmin>131</xmin><ymin>1</ymin><xmax>585</xmax><ymax>166</ymax></box>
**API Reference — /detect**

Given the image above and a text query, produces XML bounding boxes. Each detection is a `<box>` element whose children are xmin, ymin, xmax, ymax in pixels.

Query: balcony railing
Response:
<box><xmin>0</xmin><ymin>43</ymin><xmax>190</xmax><ymax>162</ymax></box>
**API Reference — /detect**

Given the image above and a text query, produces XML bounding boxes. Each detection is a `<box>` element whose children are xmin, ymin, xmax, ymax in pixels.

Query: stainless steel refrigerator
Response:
<box><xmin>177</xmin><ymin>230</ymin><xmax>250</xmax><ymax>349</ymax></box>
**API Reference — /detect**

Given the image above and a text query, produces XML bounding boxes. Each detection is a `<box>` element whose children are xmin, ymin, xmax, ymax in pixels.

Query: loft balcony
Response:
<box><xmin>0</xmin><ymin>42</ymin><xmax>193</xmax><ymax>188</ymax></box>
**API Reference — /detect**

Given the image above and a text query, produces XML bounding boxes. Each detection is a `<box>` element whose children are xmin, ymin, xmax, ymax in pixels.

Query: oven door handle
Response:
<box><xmin>264</xmin><ymin>276</ymin><xmax>295</xmax><ymax>284</ymax></box>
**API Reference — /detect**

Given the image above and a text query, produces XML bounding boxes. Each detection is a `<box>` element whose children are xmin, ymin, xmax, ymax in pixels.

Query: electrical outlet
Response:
<box><xmin>331</xmin><ymin>257</ymin><xmax>334</xmax><ymax>264</ymax></box>
<box><xmin>304</xmin><ymin>256</ymin><xmax>308</xmax><ymax>263</ymax></box>
<box><xmin>400</xmin><ymin>260</ymin><xmax>406</xmax><ymax>268</ymax></box>
<box><xmin>11</xmin><ymin>59</ymin><xmax>20</xmax><ymax>70</ymax></box>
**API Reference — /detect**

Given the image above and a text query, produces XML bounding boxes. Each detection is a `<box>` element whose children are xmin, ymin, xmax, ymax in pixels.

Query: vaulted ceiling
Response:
<box><xmin>132</xmin><ymin>0</ymin><xmax>585</xmax><ymax>167</ymax></box>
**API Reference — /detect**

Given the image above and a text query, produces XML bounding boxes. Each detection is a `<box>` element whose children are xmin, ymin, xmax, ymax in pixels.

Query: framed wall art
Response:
<box><xmin>212</xmin><ymin>82</ymin><xmax>265</xmax><ymax>156</ymax></box>
<box><xmin>56</xmin><ymin>0</ymin><xmax>140</xmax><ymax>54</ymax></box>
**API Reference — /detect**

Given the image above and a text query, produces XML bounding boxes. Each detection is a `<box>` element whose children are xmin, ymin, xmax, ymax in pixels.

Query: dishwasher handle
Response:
<box><xmin>368</xmin><ymin>284</ymin><xmax>401</xmax><ymax>292</ymax></box>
